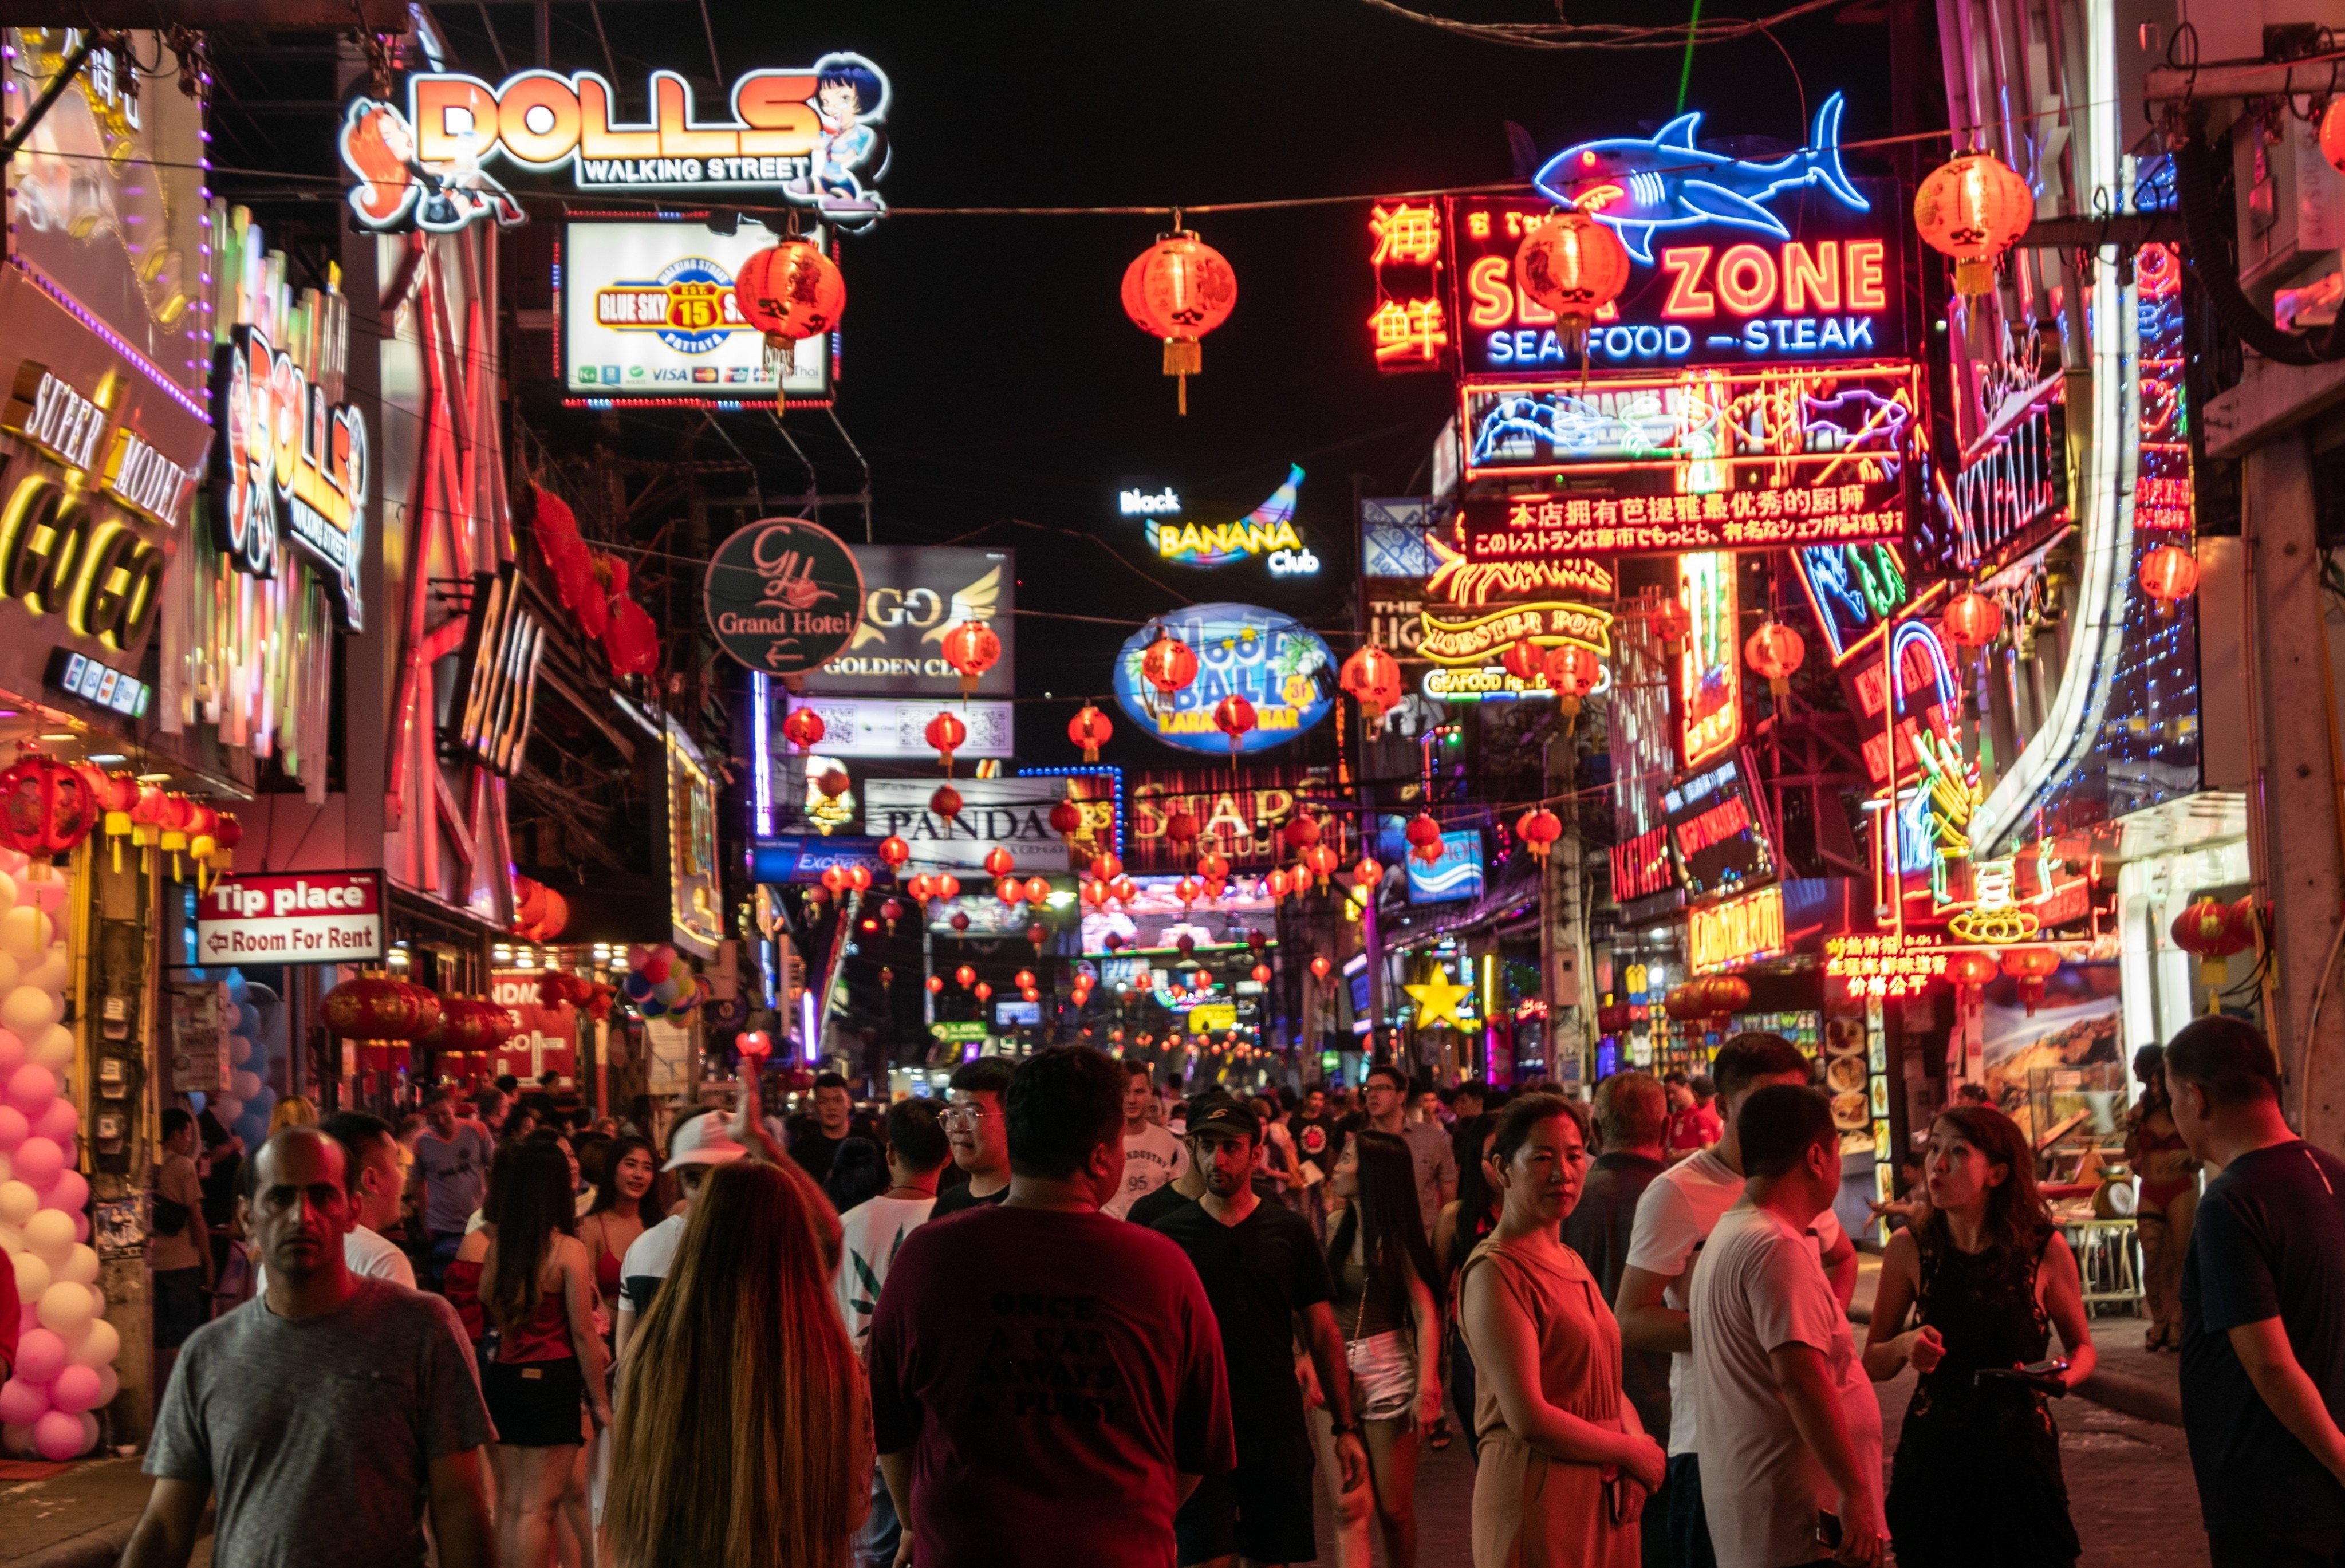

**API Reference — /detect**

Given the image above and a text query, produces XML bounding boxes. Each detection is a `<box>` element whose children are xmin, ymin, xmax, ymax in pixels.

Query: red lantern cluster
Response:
<box><xmin>1405</xmin><ymin>813</ymin><xmax>1444</xmax><ymax>864</ymax></box>
<box><xmin>513</xmin><ymin>876</ymin><xmax>570</xmax><ymax>943</ymax></box>
<box><xmin>1516</xmin><ymin>807</ymin><xmax>1564</xmax><ymax>861</ymax></box>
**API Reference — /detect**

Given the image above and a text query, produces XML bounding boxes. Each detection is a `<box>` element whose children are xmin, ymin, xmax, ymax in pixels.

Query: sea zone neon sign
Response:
<box><xmin>341</xmin><ymin>56</ymin><xmax>890</xmax><ymax>233</ymax></box>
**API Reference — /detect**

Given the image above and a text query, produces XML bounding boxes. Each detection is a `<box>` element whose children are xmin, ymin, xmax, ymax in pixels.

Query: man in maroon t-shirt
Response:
<box><xmin>871</xmin><ymin>1046</ymin><xmax>1235</xmax><ymax>1568</ymax></box>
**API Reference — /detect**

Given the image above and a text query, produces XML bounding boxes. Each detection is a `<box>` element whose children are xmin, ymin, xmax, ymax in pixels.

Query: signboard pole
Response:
<box><xmin>1539</xmin><ymin>734</ymin><xmax>1587</xmax><ymax>1080</ymax></box>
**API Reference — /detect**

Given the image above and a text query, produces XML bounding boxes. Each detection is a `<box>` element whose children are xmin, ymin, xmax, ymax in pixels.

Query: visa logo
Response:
<box><xmin>652</xmin><ymin>368</ymin><xmax>688</xmax><ymax>381</ymax></box>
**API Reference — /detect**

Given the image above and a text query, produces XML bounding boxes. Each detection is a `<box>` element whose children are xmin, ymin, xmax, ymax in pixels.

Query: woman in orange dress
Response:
<box><xmin>1460</xmin><ymin>1094</ymin><xmax>1663</xmax><ymax>1568</ymax></box>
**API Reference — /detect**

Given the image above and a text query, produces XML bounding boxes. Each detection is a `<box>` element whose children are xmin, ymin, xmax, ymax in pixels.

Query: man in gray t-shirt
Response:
<box><xmin>407</xmin><ymin>1093</ymin><xmax>495</xmax><ymax>1278</ymax></box>
<box><xmin>123</xmin><ymin>1129</ymin><xmax>495</xmax><ymax>1568</ymax></box>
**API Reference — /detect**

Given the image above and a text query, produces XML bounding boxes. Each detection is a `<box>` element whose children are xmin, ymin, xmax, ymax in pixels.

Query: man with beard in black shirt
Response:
<box><xmin>1154</xmin><ymin>1099</ymin><xmax>1367</xmax><ymax>1567</ymax></box>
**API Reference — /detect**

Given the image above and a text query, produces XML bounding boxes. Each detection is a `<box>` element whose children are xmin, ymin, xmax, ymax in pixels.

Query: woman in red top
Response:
<box><xmin>483</xmin><ymin>1138</ymin><xmax>610</xmax><ymax>1568</ymax></box>
<box><xmin>577</xmin><ymin>1135</ymin><xmax>663</xmax><ymax>1319</ymax></box>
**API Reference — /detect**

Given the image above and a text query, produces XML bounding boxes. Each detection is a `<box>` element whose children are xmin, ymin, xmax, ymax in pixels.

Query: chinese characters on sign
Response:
<box><xmin>1461</xmin><ymin>480</ymin><xmax>1907</xmax><ymax>560</ymax></box>
<box><xmin>1824</xmin><ymin>932</ymin><xmax>1952</xmax><ymax>998</ymax></box>
<box><xmin>1366</xmin><ymin>202</ymin><xmax>1448</xmax><ymax>372</ymax></box>
<box><xmin>1689</xmin><ymin>884</ymin><xmax>1787</xmax><ymax>975</ymax></box>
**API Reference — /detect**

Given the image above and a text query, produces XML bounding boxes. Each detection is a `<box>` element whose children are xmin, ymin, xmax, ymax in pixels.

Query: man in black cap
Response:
<box><xmin>1154</xmin><ymin>1098</ymin><xmax>1367</xmax><ymax>1567</ymax></box>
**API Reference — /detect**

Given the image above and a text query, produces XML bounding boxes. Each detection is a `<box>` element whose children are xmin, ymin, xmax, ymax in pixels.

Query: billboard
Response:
<box><xmin>562</xmin><ymin>221</ymin><xmax>833</xmax><ymax>404</ymax></box>
<box><xmin>1120</xmin><ymin>767</ymin><xmax>1345</xmax><ymax>875</ymax></box>
<box><xmin>862</xmin><ymin>778</ymin><xmax>1075</xmax><ymax>873</ymax></box>
<box><xmin>1079</xmin><ymin>876</ymin><xmax>1278</xmax><ymax>954</ymax></box>
<box><xmin>803</xmin><ymin>546</ymin><xmax>1014</xmax><ymax>696</ymax></box>
<box><xmin>782</xmin><ymin>695</ymin><xmax>1014</xmax><ymax>759</ymax></box>
<box><xmin>1110</xmin><ymin>603</ymin><xmax>1335</xmax><ymax>756</ymax></box>
<box><xmin>1406</xmin><ymin>831</ymin><xmax>1485</xmax><ymax>905</ymax></box>
<box><xmin>1663</xmin><ymin>752</ymin><xmax>1779</xmax><ymax>899</ymax></box>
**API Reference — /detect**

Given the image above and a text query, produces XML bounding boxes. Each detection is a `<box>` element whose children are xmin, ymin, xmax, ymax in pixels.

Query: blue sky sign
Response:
<box><xmin>1112</xmin><ymin>602</ymin><xmax>1334</xmax><ymax>756</ymax></box>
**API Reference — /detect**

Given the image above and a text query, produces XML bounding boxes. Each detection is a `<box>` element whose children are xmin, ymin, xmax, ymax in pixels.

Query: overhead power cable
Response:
<box><xmin>1346</xmin><ymin>0</ymin><xmax>1859</xmax><ymax>50</ymax></box>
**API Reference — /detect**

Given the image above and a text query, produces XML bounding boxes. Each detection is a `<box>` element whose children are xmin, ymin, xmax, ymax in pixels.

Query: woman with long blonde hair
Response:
<box><xmin>604</xmin><ymin>1157</ymin><xmax>869</xmax><ymax>1568</ymax></box>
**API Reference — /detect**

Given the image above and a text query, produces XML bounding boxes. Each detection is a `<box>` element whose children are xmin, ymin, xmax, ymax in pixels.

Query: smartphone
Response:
<box><xmin>1816</xmin><ymin>1511</ymin><xmax>1843</xmax><ymax>1550</ymax></box>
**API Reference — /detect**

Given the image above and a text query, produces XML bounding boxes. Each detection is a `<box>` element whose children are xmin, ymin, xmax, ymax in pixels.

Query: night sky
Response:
<box><xmin>486</xmin><ymin>0</ymin><xmax>1895</xmax><ymax>766</ymax></box>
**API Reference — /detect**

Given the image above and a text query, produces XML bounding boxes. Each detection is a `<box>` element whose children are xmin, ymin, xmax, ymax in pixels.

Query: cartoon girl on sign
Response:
<box><xmin>338</xmin><ymin>99</ymin><xmax>523</xmax><ymax>234</ymax></box>
<box><xmin>794</xmin><ymin>53</ymin><xmax>889</xmax><ymax>216</ymax></box>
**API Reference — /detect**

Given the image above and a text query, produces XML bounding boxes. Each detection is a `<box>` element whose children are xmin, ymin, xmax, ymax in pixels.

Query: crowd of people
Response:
<box><xmin>107</xmin><ymin>1016</ymin><xmax>2345</xmax><ymax>1568</ymax></box>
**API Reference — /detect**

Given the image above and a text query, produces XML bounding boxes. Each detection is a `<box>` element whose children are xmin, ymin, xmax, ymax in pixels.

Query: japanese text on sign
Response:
<box><xmin>1463</xmin><ymin>482</ymin><xmax>1905</xmax><ymax>560</ymax></box>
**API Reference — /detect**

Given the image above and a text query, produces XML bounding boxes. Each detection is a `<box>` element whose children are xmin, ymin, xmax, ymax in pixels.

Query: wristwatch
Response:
<box><xmin>1327</xmin><ymin>1420</ymin><xmax>1363</xmax><ymax>1437</ymax></box>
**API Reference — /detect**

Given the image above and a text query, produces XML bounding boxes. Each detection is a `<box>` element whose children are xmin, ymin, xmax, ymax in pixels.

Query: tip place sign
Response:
<box><xmin>196</xmin><ymin>870</ymin><xmax>387</xmax><ymax>965</ymax></box>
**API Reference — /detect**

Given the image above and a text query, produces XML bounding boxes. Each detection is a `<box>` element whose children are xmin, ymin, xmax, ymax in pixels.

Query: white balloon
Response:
<box><xmin>35</xmin><ymin>1281</ymin><xmax>90</xmax><ymax>1336</ymax></box>
<box><xmin>26</xmin><ymin>1025</ymin><xmax>70</xmax><ymax>1071</ymax></box>
<box><xmin>0</xmin><ymin>954</ymin><xmax>22</xmax><ymax>997</ymax></box>
<box><xmin>0</xmin><ymin>869</ymin><xmax>20</xmax><ymax>916</ymax></box>
<box><xmin>0</xmin><ymin>1180</ymin><xmax>34</xmax><ymax>1228</ymax></box>
<box><xmin>0</xmin><ymin>987</ymin><xmax>58</xmax><ymax>1039</ymax></box>
<box><xmin>0</xmin><ymin>907</ymin><xmax>51</xmax><ymax>961</ymax></box>
<box><xmin>19</xmin><ymin>946</ymin><xmax>67</xmax><ymax>994</ymax></box>
<box><xmin>65</xmin><ymin>1317</ymin><xmax>117</xmax><ymax>1368</ymax></box>
<box><xmin>12</xmin><ymin>1247</ymin><xmax>49</xmax><ymax>1303</ymax></box>
<box><xmin>84</xmin><ymin>1283</ymin><xmax>103</xmax><ymax>1319</ymax></box>
<box><xmin>21</xmin><ymin>1208</ymin><xmax>72</xmax><ymax>1262</ymax></box>
<box><xmin>75</xmin><ymin>1412</ymin><xmax>97</xmax><ymax>1452</ymax></box>
<box><xmin>55</xmin><ymin>1242</ymin><xmax>95</xmax><ymax>1285</ymax></box>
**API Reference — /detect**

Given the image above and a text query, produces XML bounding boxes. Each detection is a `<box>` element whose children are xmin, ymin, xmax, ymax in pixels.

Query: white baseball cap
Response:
<box><xmin>661</xmin><ymin>1111</ymin><xmax>747</xmax><ymax>1171</ymax></box>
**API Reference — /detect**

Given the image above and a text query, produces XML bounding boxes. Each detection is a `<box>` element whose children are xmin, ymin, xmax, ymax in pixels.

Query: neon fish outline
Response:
<box><xmin>1534</xmin><ymin>92</ymin><xmax>1867</xmax><ymax>264</ymax></box>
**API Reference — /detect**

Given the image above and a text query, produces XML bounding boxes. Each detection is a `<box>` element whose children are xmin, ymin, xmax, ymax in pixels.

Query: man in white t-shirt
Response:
<box><xmin>836</xmin><ymin>1098</ymin><xmax>949</xmax><ymax>1568</ymax></box>
<box><xmin>1619</xmin><ymin>1033</ymin><xmax>1859</xmax><ymax>1568</ymax></box>
<box><xmin>614</xmin><ymin>1108</ymin><xmax>744</xmax><ymax>1364</ymax></box>
<box><xmin>256</xmin><ymin>1111</ymin><xmax>417</xmax><ymax>1293</ymax></box>
<box><xmin>1690</xmin><ymin>1085</ymin><xmax>1885</xmax><ymax>1568</ymax></box>
<box><xmin>1104</xmin><ymin>1060</ymin><xmax>1187</xmax><ymax>1220</ymax></box>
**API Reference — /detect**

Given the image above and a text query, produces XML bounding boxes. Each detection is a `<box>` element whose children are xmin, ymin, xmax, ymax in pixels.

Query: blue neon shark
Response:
<box><xmin>1533</xmin><ymin>92</ymin><xmax>1867</xmax><ymax>264</ymax></box>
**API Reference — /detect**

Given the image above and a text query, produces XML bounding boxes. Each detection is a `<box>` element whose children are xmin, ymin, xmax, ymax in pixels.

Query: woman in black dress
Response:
<box><xmin>1863</xmin><ymin>1104</ymin><xmax>2097</xmax><ymax>1568</ymax></box>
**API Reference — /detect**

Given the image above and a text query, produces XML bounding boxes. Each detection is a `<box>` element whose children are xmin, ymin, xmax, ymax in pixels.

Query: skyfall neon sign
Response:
<box><xmin>1445</xmin><ymin>93</ymin><xmax>1907</xmax><ymax>376</ymax></box>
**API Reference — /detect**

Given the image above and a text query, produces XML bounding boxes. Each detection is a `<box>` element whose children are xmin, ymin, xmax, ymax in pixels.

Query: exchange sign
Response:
<box><xmin>704</xmin><ymin>517</ymin><xmax>863</xmax><ymax>676</ymax></box>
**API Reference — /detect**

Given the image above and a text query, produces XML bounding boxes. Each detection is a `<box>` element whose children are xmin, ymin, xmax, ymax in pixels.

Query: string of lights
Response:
<box><xmin>1346</xmin><ymin>0</ymin><xmax>1859</xmax><ymax>50</ymax></box>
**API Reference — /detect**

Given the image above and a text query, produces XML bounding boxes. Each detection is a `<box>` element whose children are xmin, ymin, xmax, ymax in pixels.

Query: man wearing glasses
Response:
<box><xmin>931</xmin><ymin>1056</ymin><xmax>1016</xmax><ymax>1215</ymax></box>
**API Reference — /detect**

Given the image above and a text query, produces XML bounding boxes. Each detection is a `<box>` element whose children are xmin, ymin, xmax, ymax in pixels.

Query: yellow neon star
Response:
<box><xmin>1404</xmin><ymin>975</ymin><xmax>1475</xmax><ymax>1029</ymax></box>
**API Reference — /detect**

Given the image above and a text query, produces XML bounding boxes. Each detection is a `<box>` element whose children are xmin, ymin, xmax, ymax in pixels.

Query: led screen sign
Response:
<box><xmin>1448</xmin><ymin>97</ymin><xmax>1906</xmax><ymax>377</ymax></box>
<box><xmin>1663</xmin><ymin>751</ymin><xmax>1778</xmax><ymax>899</ymax></box>
<box><xmin>781</xmin><ymin>696</ymin><xmax>1014</xmax><ymax>759</ymax></box>
<box><xmin>1122</xmin><ymin>767</ymin><xmax>1343</xmax><ymax>874</ymax></box>
<box><xmin>340</xmin><ymin>55</ymin><xmax>891</xmax><ymax>233</ymax></box>
<box><xmin>561</xmin><ymin>222</ymin><xmax>833</xmax><ymax>405</ymax></box>
<box><xmin>1406</xmin><ymin>831</ymin><xmax>1485</xmax><ymax>904</ymax></box>
<box><xmin>1111</xmin><ymin>604</ymin><xmax>1334</xmax><ymax>756</ymax></box>
<box><xmin>1460</xmin><ymin>476</ymin><xmax>1906</xmax><ymax>560</ymax></box>
<box><xmin>803</xmin><ymin>546</ymin><xmax>1014</xmax><ymax>698</ymax></box>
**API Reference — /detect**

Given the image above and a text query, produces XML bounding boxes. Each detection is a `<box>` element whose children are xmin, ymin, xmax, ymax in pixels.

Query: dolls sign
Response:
<box><xmin>339</xmin><ymin>54</ymin><xmax>891</xmax><ymax>234</ymax></box>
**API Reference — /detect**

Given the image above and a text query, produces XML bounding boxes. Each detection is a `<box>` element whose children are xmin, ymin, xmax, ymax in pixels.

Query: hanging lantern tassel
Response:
<box><xmin>734</xmin><ymin>234</ymin><xmax>846</xmax><ymax>417</ymax></box>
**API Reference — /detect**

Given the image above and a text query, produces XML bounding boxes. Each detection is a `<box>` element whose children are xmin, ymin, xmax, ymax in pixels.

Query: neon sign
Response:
<box><xmin>1824</xmin><ymin>933</ymin><xmax>1952</xmax><ymax>998</ymax></box>
<box><xmin>1446</xmin><ymin>106</ymin><xmax>1906</xmax><ymax>379</ymax></box>
<box><xmin>1850</xmin><ymin>618</ymin><xmax>1961</xmax><ymax>786</ymax></box>
<box><xmin>1612</xmin><ymin>824</ymin><xmax>1674</xmax><ymax>903</ymax></box>
<box><xmin>1417</xmin><ymin>601</ymin><xmax>1613</xmax><ymax>665</ymax></box>
<box><xmin>1464</xmin><ymin>480</ymin><xmax>1903</xmax><ymax>565</ymax></box>
<box><xmin>1120</xmin><ymin>486</ymin><xmax>1181</xmax><ymax>517</ymax></box>
<box><xmin>1792</xmin><ymin>542</ymin><xmax>1934</xmax><ymax>664</ymax></box>
<box><xmin>1366</xmin><ymin>201</ymin><xmax>1448</xmax><ymax>373</ymax></box>
<box><xmin>1680</xmin><ymin>552</ymin><xmax>1740</xmax><ymax>767</ymax></box>
<box><xmin>1425</xmin><ymin>534</ymin><xmax>1614</xmax><ymax>608</ymax></box>
<box><xmin>214</xmin><ymin>325</ymin><xmax>368</xmax><ymax>623</ymax></box>
<box><xmin>1534</xmin><ymin>94</ymin><xmax>1866</xmax><ymax>263</ymax></box>
<box><xmin>1462</xmin><ymin>364</ymin><xmax>1919</xmax><ymax>484</ymax></box>
<box><xmin>1147</xmin><ymin>466</ymin><xmax>1316</xmax><ymax>573</ymax></box>
<box><xmin>1110</xmin><ymin>604</ymin><xmax>1334</xmax><ymax>755</ymax></box>
<box><xmin>340</xmin><ymin>54</ymin><xmax>891</xmax><ymax>234</ymax></box>
<box><xmin>1689</xmin><ymin>885</ymin><xmax>1787</xmax><ymax>974</ymax></box>
<box><xmin>1662</xmin><ymin>751</ymin><xmax>1776</xmax><ymax>896</ymax></box>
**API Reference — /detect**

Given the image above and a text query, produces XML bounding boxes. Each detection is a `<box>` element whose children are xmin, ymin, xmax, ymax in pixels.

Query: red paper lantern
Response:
<box><xmin>1212</xmin><ymin>695</ymin><xmax>1257</xmax><ymax>754</ymax></box>
<box><xmin>955</xmin><ymin>965</ymin><xmax>977</xmax><ymax>988</ymax></box>
<box><xmin>815</xmin><ymin>767</ymin><xmax>851</xmax><ymax>800</ymax></box>
<box><xmin>906</xmin><ymin>873</ymin><xmax>936</xmax><ymax>904</ymax></box>
<box><xmin>1340</xmin><ymin>643</ymin><xmax>1405</xmax><ymax>724</ymax></box>
<box><xmin>1122</xmin><ymin>229</ymin><xmax>1238</xmax><ymax>414</ymax></box>
<box><xmin>0</xmin><ymin>745</ymin><xmax>95</xmax><ymax>867</ymax></box>
<box><xmin>1014</xmin><ymin>969</ymin><xmax>1037</xmax><ymax>991</ymax></box>
<box><xmin>974</xmin><ymin>980</ymin><xmax>994</xmax><ymax>1003</ymax></box>
<box><xmin>1405</xmin><ymin>813</ymin><xmax>1444</xmax><ymax>864</ymax></box>
<box><xmin>995</xmin><ymin>876</ymin><xmax>1024</xmax><ymax>908</ymax></box>
<box><xmin>1542</xmin><ymin>644</ymin><xmax>1604</xmax><ymax>718</ymax></box>
<box><xmin>1514</xmin><ymin>210</ymin><xmax>1633</xmax><ymax>352</ymax></box>
<box><xmin>926</xmin><ymin>974</ymin><xmax>945</xmax><ymax>994</ymax></box>
<box><xmin>1165</xmin><ymin>809</ymin><xmax>1201</xmax><ymax>849</ymax></box>
<box><xmin>1110</xmin><ymin>876</ymin><xmax>1136</xmax><ymax>904</ymax></box>
<box><xmin>1029</xmin><ymin>922</ymin><xmax>1049</xmax><ymax>947</ymax></box>
<box><xmin>1176</xmin><ymin>933</ymin><xmax>1197</xmax><ymax>958</ymax></box>
<box><xmin>1090</xmin><ymin>853</ymin><xmax>1125</xmax><ymax>881</ymax></box>
<box><xmin>1252</xmin><ymin>963</ymin><xmax>1273</xmax><ymax>984</ymax></box>
<box><xmin>1743</xmin><ymin>622</ymin><xmax>1806</xmax><ymax>697</ymax></box>
<box><xmin>781</xmin><ymin>707</ymin><xmax>826</xmax><ymax>751</ymax></box>
<box><xmin>939</xmin><ymin>620</ymin><xmax>1002</xmax><ymax>696</ymax></box>
<box><xmin>983</xmin><ymin>845</ymin><xmax>1016</xmax><ymax>878</ymax></box>
<box><xmin>321</xmin><ymin>975</ymin><xmax>436</xmax><ymax>1039</ymax></box>
<box><xmin>1282</xmin><ymin>815</ymin><xmax>1322</xmax><ymax>852</ymax></box>
<box><xmin>1501</xmin><ymin>637</ymin><xmax>1545</xmax><ymax>686</ymax></box>
<box><xmin>935</xmin><ymin>874</ymin><xmax>961</xmax><ymax>901</ymax></box>
<box><xmin>1049</xmin><ymin>798</ymin><xmax>1085</xmax><ymax>839</ymax></box>
<box><xmin>925</xmin><ymin>711</ymin><xmax>968</xmax><ymax>773</ymax></box>
<box><xmin>1066</xmin><ymin>704</ymin><xmax>1114</xmax><ymax>762</ymax></box>
<box><xmin>1700</xmin><ymin>974</ymin><xmax>1752</xmax><ymax>1015</ymax></box>
<box><xmin>1942</xmin><ymin>590</ymin><xmax>2003</xmax><ymax>649</ymax></box>
<box><xmin>821</xmin><ymin>866</ymin><xmax>848</xmax><ymax>894</ymax></box>
<box><xmin>602</xmin><ymin>596</ymin><xmax>660</xmax><ymax>679</ymax></box>
<box><xmin>732</xmin><ymin>237</ymin><xmax>845</xmax><ymax>408</ymax></box>
<box><xmin>1306</xmin><ymin>844</ymin><xmax>1339</xmax><ymax>876</ymax></box>
<box><xmin>1174</xmin><ymin>875</ymin><xmax>1201</xmax><ymax>907</ymax></box>
<box><xmin>1023</xmin><ymin>876</ymin><xmax>1051</xmax><ymax>907</ymax></box>
<box><xmin>1267</xmin><ymin>869</ymin><xmax>1291</xmax><ymax>900</ymax></box>
<box><xmin>1913</xmin><ymin>152</ymin><xmax>2033</xmax><ymax>295</ymax></box>
<box><xmin>1309</xmin><ymin>955</ymin><xmax>1333</xmax><ymax>979</ymax></box>
<box><xmin>879</xmin><ymin>835</ymin><xmax>912</xmax><ymax>870</ymax></box>
<box><xmin>1196</xmin><ymin>849</ymin><xmax>1229</xmax><ymax>881</ymax></box>
<box><xmin>2139</xmin><ymin>545</ymin><xmax>2200</xmax><ymax>608</ymax></box>
<box><xmin>2000</xmin><ymin>947</ymin><xmax>2062</xmax><ymax>1014</ymax></box>
<box><xmin>1518</xmin><ymin>807</ymin><xmax>1564</xmax><ymax>861</ymax></box>
<box><xmin>1140</xmin><ymin>633</ymin><xmax>1200</xmax><ymax>696</ymax></box>
<box><xmin>1943</xmin><ymin>950</ymin><xmax>2000</xmax><ymax>988</ymax></box>
<box><xmin>1353</xmin><ymin>857</ymin><xmax>1384</xmax><ymax>889</ymax></box>
<box><xmin>1662</xmin><ymin>985</ymin><xmax>1709</xmax><ymax>1022</ymax></box>
<box><xmin>2174</xmin><ymin>896</ymin><xmax>2256</xmax><ymax>990</ymax></box>
<box><xmin>845</xmin><ymin>866</ymin><xmax>873</xmax><ymax>893</ymax></box>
